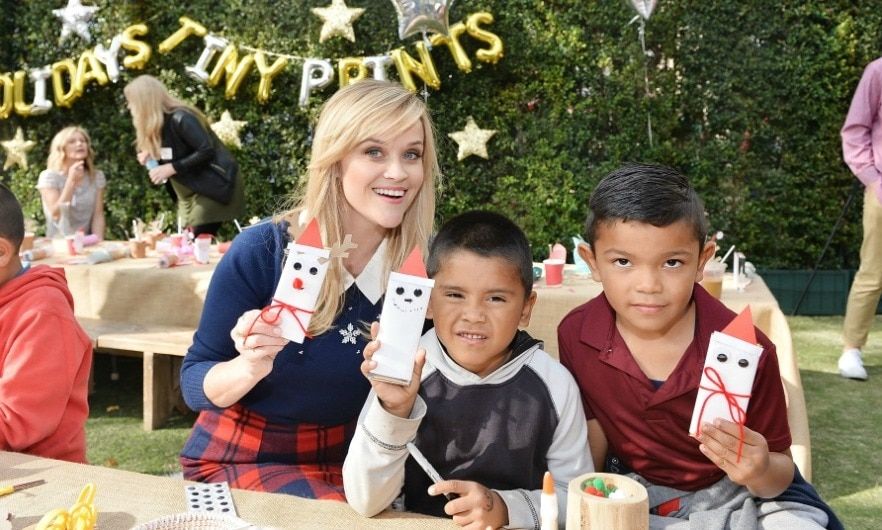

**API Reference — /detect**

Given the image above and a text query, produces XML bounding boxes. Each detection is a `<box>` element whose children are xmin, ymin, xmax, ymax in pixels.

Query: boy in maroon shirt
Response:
<box><xmin>558</xmin><ymin>165</ymin><xmax>840</xmax><ymax>528</ymax></box>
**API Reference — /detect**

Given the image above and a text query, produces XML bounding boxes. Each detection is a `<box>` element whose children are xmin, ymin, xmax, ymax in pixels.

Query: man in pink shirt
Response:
<box><xmin>839</xmin><ymin>57</ymin><xmax>882</xmax><ymax>380</ymax></box>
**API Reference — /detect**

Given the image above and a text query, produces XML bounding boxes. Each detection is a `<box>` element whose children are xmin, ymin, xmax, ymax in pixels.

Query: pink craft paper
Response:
<box><xmin>370</xmin><ymin>246</ymin><xmax>435</xmax><ymax>385</ymax></box>
<box><xmin>689</xmin><ymin>308</ymin><xmax>762</xmax><ymax>459</ymax></box>
<box><xmin>264</xmin><ymin>219</ymin><xmax>331</xmax><ymax>343</ymax></box>
<box><xmin>549</xmin><ymin>243</ymin><xmax>566</xmax><ymax>261</ymax></box>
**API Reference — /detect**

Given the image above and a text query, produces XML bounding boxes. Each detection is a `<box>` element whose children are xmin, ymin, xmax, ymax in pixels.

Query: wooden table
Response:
<box><xmin>524</xmin><ymin>271</ymin><xmax>813</xmax><ymax>481</ymax></box>
<box><xmin>37</xmin><ymin>241</ymin><xmax>218</xmax><ymax>328</ymax></box>
<box><xmin>0</xmin><ymin>451</ymin><xmax>455</xmax><ymax>530</ymax></box>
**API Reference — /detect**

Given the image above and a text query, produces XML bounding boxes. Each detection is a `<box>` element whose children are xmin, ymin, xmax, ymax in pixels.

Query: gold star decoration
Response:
<box><xmin>211</xmin><ymin>110</ymin><xmax>248</xmax><ymax>149</ymax></box>
<box><xmin>448</xmin><ymin>116</ymin><xmax>497</xmax><ymax>161</ymax></box>
<box><xmin>311</xmin><ymin>0</ymin><xmax>365</xmax><ymax>43</ymax></box>
<box><xmin>2</xmin><ymin>128</ymin><xmax>36</xmax><ymax>170</ymax></box>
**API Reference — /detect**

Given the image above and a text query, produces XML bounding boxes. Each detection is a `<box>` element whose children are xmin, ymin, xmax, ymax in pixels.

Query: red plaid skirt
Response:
<box><xmin>180</xmin><ymin>404</ymin><xmax>356</xmax><ymax>501</ymax></box>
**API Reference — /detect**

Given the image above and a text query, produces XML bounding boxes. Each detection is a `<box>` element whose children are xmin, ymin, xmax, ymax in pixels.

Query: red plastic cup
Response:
<box><xmin>543</xmin><ymin>258</ymin><xmax>565</xmax><ymax>287</ymax></box>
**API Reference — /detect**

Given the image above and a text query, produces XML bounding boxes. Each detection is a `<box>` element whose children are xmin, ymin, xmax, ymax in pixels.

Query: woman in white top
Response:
<box><xmin>37</xmin><ymin>126</ymin><xmax>106</xmax><ymax>239</ymax></box>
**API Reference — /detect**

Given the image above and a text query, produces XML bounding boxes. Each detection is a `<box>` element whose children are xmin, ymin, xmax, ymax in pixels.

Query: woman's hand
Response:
<box><xmin>361</xmin><ymin>321</ymin><xmax>425</xmax><ymax>418</ymax></box>
<box><xmin>429</xmin><ymin>480</ymin><xmax>508</xmax><ymax>529</ymax></box>
<box><xmin>136</xmin><ymin>151</ymin><xmax>150</xmax><ymax>165</ymax></box>
<box><xmin>148</xmin><ymin>163</ymin><xmax>176</xmax><ymax>185</ymax></box>
<box><xmin>230</xmin><ymin>309</ymin><xmax>290</xmax><ymax>379</ymax></box>
<box><xmin>65</xmin><ymin>161</ymin><xmax>86</xmax><ymax>187</ymax></box>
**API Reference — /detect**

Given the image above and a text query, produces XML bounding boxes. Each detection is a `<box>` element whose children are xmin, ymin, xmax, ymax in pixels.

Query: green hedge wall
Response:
<box><xmin>2</xmin><ymin>1</ymin><xmax>881</xmax><ymax>268</ymax></box>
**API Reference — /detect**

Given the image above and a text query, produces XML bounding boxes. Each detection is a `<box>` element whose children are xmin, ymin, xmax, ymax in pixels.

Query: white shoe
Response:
<box><xmin>838</xmin><ymin>349</ymin><xmax>868</xmax><ymax>380</ymax></box>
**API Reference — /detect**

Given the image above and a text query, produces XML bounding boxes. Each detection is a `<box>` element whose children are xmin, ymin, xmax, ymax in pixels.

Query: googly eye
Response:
<box><xmin>293</xmin><ymin>262</ymin><xmax>302</xmax><ymax>270</ymax></box>
<box><xmin>738</xmin><ymin>358</ymin><xmax>750</xmax><ymax>368</ymax></box>
<box><xmin>309</xmin><ymin>266</ymin><xmax>318</xmax><ymax>275</ymax></box>
<box><xmin>413</xmin><ymin>289</ymin><xmax>423</xmax><ymax>297</ymax></box>
<box><xmin>717</xmin><ymin>353</ymin><xmax>728</xmax><ymax>363</ymax></box>
<box><xmin>396</xmin><ymin>287</ymin><xmax>405</xmax><ymax>295</ymax></box>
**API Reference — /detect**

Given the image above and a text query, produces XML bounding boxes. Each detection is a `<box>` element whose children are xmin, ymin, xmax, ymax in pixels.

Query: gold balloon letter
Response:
<box><xmin>429</xmin><ymin>22</ymin><xmax>472</xmax><ymax>73</ymax></box>
<box><xmin>0</xmin><ymin>74</ymin><xmax>13</xmax><ymax>119</ymax></box>
<box><xmin>75</xmin><ymin>49</ymin><xmax>110</xmax><ymax>94</ymax></box>
<box><xmin>466</xmin><ymin>12</ymin><xmax>504</xmax><ymax>64</ymax></box>
<box><xmin>51</xmin><ymin>59</ymin><xmax>81</xmax><ymax>108</ymax></box>
<box><xmin>208</xmin><ymin>45</ymin><xmax>255</xmax><ymax>99</ymax></box>
<box><xmin>391</xmin><ymin>43</ymin><xmax>440</xmax><ymax>92</ymax></box>
<box><xmin>13</xmin><ymin>71</ymin><xmax>33</xmax><ymax>117</ymax></box>
<box><xmin>120</xmin><ymin>24</ymin><xmax>152</xmax><ymax>69</ymax></box>
<box><xmin>254</xmin><ymin>52</ymin><xmax>288</xmax><ymax>104</ymax></box>
<box><xmin>338</xmin><ymin>57</ymin><xmax>368</xmax><ymax>88</ymax></box>
<box><xmin>158</xmin><ymin>16</ymin><xmax>207</xmax><ymax>54</ymax></box>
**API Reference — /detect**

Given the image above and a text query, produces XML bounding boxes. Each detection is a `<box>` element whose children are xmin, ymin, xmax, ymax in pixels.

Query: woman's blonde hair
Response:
<box><xmin>281</xmin><ymin>80</ymin><xmax>441</xmax><ymax>335</ymax></box>
<box><xmin>47</xmin><ymin>126</ymin><xmax>97</xmax><ymax>179</ymax></box>
<box><xmin>123</xmin><ymin>74</ymin><xmax>208</xmax><ymax>159</ymax></box>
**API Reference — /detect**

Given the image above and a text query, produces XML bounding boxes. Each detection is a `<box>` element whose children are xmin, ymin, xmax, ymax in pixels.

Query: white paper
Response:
<box><xmin>370</xmin><ymin>272</ymin><xmax>435</xmax><ymax>385</ymax></box>
<box><xmin>271</xmin><ymin>242</ymin><xmax>331</xmax><ymax>343</ymax></box>
<box><xmin>689</xmin><ymin>331</ymin><xmax>763</xmax><ymax>436</ymax></box>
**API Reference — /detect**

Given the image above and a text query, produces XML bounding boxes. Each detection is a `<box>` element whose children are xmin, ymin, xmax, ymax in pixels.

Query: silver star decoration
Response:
<box><xmin>448</xmin><ymin>116</ymin><xmax>497</xmax><ymax>161</ymax></box>
<box><xmin>52</xmin><ymin>0</ymin><xmax>99</xmax><ymax>43</ymax></box>
<box><xmin>2</xmin><ymin>128</ymin><xmax>36</xmax><ymax>170</ymax></box>
<box><xmin>211</xmin><ymin>110</ymin><xmax>247</xmax><ymax>149</ymax></box>
<box><xmin>311</xmin><ymin>0</ymin><xmax>365</xmax><ymax>43</ymax></box>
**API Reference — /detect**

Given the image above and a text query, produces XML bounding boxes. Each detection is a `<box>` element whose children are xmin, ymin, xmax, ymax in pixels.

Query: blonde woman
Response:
<box><xmin>37</xmin><ymin>126</ymin><xmax>105</xmax><ymax>239</ymax></box>
<box><xmin>179</xmin><ymin>80</ymin><xmax>440</xmax><ymax>500</ymax></box>
<box><xmin>123</xmin><ymin>75</ymin><xmax>244</xmax><ymax>236</ymax></box>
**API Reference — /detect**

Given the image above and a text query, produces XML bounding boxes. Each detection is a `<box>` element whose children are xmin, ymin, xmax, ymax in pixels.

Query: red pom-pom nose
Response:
<box><xmin>292</xmin><ymin>277</ymin><xmax>304</xmax><ymax>290</ymax></box>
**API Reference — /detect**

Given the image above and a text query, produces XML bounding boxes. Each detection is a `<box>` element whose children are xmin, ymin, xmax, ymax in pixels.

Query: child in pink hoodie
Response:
<box><xmin>0</xmin><ymin>184</ymin><xmax>91</xmax><ymax>462</ymax></box>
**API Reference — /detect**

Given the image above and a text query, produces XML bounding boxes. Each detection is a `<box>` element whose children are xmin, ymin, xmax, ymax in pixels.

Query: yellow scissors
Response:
<box><xmin>36</xmin><ymin>483</ymin><xmax>97</xmax><ymax>530</ymax></box>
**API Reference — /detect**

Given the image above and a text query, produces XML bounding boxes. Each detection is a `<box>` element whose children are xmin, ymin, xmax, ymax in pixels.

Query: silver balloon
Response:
<box><xmin>299</xmin><ymin>59</ymin><xmax>334</xmax><ymax>108</ymax></box>
<box><xmin>28</xmin><ymin>67</ymin><xmax>53</xmax><ymax>115</ymax></box>
<box><xmin>389</xmin><ymin>0</ymin><xmax>453</xmax><ymax>40</ymax></box>
<box><xmin>94</xmin><ymin>35</ymin><xmax>123</xmax><ymax>82</ymax></box>
<box><xmin>363</xmin><ymin>55</ymin><xmax>393</xmax><ymax>81</ymax></box>
<box><xmin>629</xmin><ymin>0</ymin><xmax>657</xmax><ymax>20</ymax></box>
<box><xmin>185</xmin><ymin>34</ymin><xmax>227</xmax><ymax>83</ymax></box>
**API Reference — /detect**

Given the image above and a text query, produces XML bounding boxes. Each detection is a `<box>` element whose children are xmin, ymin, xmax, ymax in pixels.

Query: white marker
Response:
<box><xmin>540</xmin><ymin>471</ymin><xmax>558</xmax><ymax>530</ymax></box>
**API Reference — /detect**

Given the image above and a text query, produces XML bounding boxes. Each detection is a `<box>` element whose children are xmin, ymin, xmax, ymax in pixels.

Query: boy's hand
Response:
<box><xmin>698</xmin><ymin>419</ymin><xmax>770</xmax><ymax>486</ymax></box>
<box><xmin>361</xmin><ymin>322</ymin><xmax>425</xmax><ymax>419</ymax></box>
<box><xmin>429</xmin><ymin>480</ymin><xmax>507</xmax><ymax>530</ymax></box>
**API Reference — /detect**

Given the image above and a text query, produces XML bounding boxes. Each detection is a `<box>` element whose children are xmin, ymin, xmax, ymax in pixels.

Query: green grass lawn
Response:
<box><xmin>86</xmin><ymin>316</ymin><xmax>882</xmax><ymax>527</ymax></box>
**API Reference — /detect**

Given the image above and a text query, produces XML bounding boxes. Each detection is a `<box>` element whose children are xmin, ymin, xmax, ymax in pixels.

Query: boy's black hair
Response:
<box><xmin>0</xmin><ymin>184</ymin><xmax>24</xmax><ymax>250</ymax></box>
<box><xmin>584</xmin><ymin>164</ymin><xmax>709</xmax><ymax>248</ymax></box>
<box><xmin>428</xmin><ymin>210</ymin><xmax>534</xmax><ymax>296</ymax></box>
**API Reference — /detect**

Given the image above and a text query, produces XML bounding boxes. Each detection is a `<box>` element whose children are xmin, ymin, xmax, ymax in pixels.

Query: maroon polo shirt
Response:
<box><xmin>557</xmin><ymin>285</ymin><xmax>792</xmax><ymax>491</ymax></box>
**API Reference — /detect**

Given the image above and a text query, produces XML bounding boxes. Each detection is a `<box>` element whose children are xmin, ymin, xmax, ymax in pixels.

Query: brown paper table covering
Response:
<box><xmin>0</xmin><ymin>451</ymin><xmax>456</xmax><ymax>530</ymax></box>
<box><xmin>525</xmin><ymin>271</ymin><xmax>812</xmax><ymax>481</ymax></box>
<box><xmin>39</xmin><ymin>242</ymin><xmax>218</xmax><ymax>328</ymax></box>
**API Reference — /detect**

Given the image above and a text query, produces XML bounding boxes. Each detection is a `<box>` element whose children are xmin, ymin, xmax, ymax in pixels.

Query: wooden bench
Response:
<box><xmin>78</xmin><ymin>318</ymin><xmax>195</xmax><ymax>431</ymax></box>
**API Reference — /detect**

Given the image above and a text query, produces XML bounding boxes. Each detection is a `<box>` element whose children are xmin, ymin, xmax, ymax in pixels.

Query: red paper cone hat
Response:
<box><xmin>296</xmin><ymin>218</ymin><xmax>324</xmax><ymax>248</ymax></box>
<box><xmin>722</xmin><ymin>306</ymin><xmax>756</xmax><ymax>344</ymax></box>
<box><xmin>399</xmin><ymin>246</ymin><xmax>428</xmax><ymax>278</ymax></box>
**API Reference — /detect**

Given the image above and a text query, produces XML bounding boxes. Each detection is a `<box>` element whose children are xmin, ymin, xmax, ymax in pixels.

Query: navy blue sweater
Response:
<box><xmin>180</xmin><ymin>222</ymin><xmax>376</xmax><ymax>425</ymax></box>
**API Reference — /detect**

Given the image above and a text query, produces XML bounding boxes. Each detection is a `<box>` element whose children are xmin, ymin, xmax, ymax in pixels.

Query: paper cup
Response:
<box><xmin>129</xmin><ymin>238</ymin><xmax>147</xmax><ymax>259</ymax></box>
<box><xmin>700</xmin><ymin>259</ymin><xmax>727</xmax><ymax>299</ymax></box>
<box><xmin>543</xmin><ymin>258</ymin><xmax>565</xmax><ymax>287</ymax></box>
<box><xmin>566</xmin><ymin>472</ymin><xmax>649</xmax><ymax>530</ymax></box>
<box><xmin>194</xmin><ymin>234</ymin><xmax>211</xmax><ymax>264</ymax></box>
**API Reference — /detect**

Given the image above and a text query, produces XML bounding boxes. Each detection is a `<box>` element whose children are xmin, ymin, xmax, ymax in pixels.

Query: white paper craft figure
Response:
<box><xmin>266</xmin><ymin>218</ymin><xmax>331</xmax><ymax>343</ymax></box>
<box><xmin>370</xmin><ymin>246</ymin><xmax>435</xmax><ymax>386</ymax></box>
<box><xmin>689</xmin><ymin>307</ymin><xmax>763</xmax><ymax>461</ymax></box>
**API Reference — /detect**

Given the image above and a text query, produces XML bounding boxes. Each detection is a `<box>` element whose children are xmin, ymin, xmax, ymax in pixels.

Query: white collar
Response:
<box><xmin>342</xmin><ymin>238</ymin><xmax>388</xmax><ymax>304</ymax></box>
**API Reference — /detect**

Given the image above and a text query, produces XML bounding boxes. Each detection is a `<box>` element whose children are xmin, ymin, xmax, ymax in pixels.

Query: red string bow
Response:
<box><xmin>245</xmin><ymin>298</ymin><xmax>314</xmax><ymax>340</ymax></box>
<box><xmin>696</xmin><ymin>366</ymin><xmax>751</xmax><ymax>463</ymax></box>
